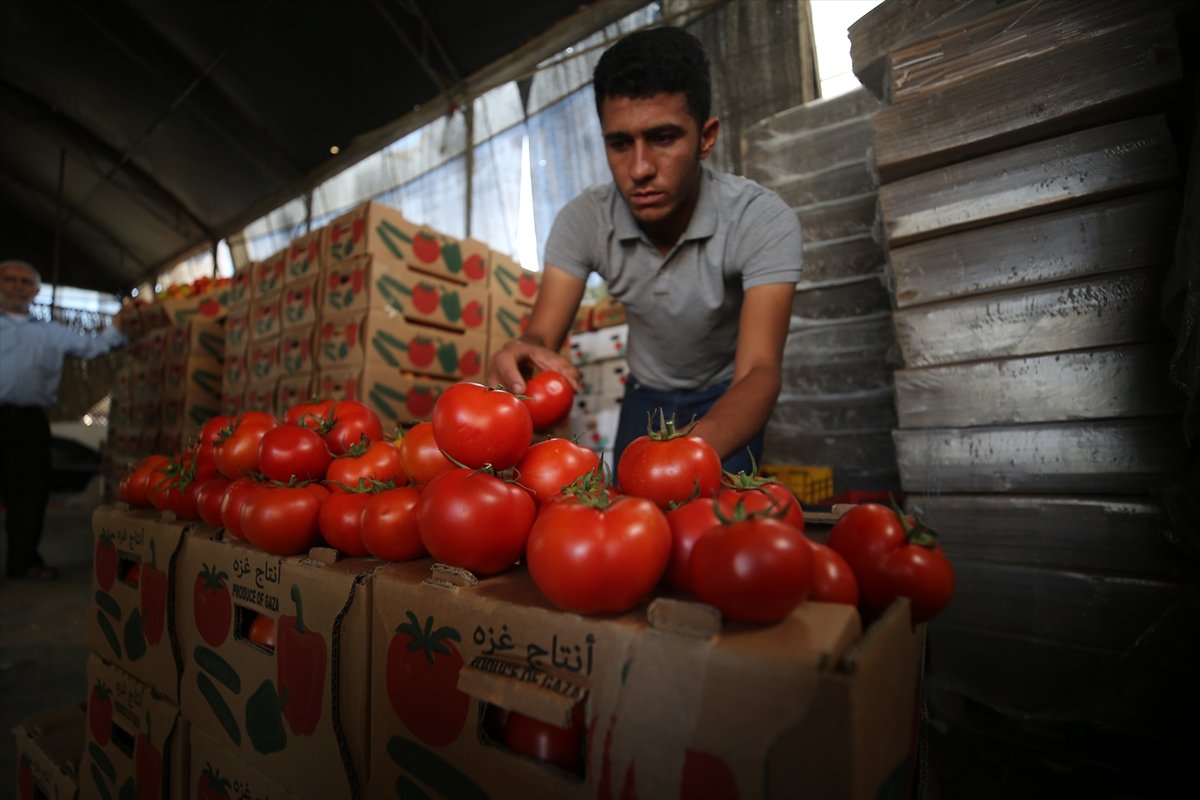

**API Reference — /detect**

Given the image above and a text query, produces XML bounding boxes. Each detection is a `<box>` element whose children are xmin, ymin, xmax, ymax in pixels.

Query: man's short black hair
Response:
<box><xmin>593</xmin><ymin>26</ymin><xmax>712</xmax><ymax>125</ymax></box>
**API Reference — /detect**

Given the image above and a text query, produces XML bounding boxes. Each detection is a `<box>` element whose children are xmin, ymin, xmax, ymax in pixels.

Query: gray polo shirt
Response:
<box><xmin>545</xmin><ymin>167</ymin><xmax>802</xmax><ymax>390</ymax></box>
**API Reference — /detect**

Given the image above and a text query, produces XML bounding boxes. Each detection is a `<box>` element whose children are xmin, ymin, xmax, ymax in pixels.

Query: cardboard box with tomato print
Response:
<box><xmin>489</xmin><ymin>291</ymin><xmax>534</xmax><ymax>344</ymax></box>
<box><xmin>80</xmin><ymin>653</ymin><xmax>187</xmax><ymax>800</ymax></box>
<box><xmin>279</xmin><ymin>277</ymin><xmax>321</xmax><ymax>334</ymax></box>
<box><xmin>322</xmin><ymin>254</ymin><xmax>491</xmax><ymax>336</ymax></box>
<box><xmin>254</xmin><ymin>250</ymin><xmax>287</xmax><ymax>298</ymax></box>
<box><xmin>316</xmin><ymin>309</ymin><xmax>488</xmax><ymax>381</ymax></box>
<box><xmin>14</xmin><ymin>704</ymin><xmax>85</xmax><ymax>800</ymax></box>
<box><xmin>89</xmin><ymin>506</ymin><xmax>191</xmax><ymax>702</ymax></box>
<box><xmin>488</xmin><ymin>249</ymin><xmax>540</xmax><ymax>307</ymax></box>
<box><xmin>188</xmin><ymin>726</ymin><xmax>297</xmax><ymax>800</ymax></box>
<box><xmin>249</xmin><ymin>291</ymin><xmax>283</xmax><ymax>344</ymax></box>
<box><xmin>163</xmin><ymin>356</ymin><xmax>224</xmax><ymax>406</ymax></box>
<box><xmin>177</xmin><ymin>529</ymin><xmax>376</xmax><ymax>799</ymax></box>
<box><xmin>277</xmin><ymin>372</ymin><xmax>314</xmax><ymax>414</ymax></box>
<box><xmin>316</xmin><ymin>366</ymin><xmax>453</xmax><ymax>427</ymax></box>
<box><xmin>278</xmin><ymin>330</ymin><xmax>315</xmax><ymax>376</ymax></box>
<box><xmin>285</xmin><ymin>227</ymin><xmax>325</xmax><ymax>285</ymax></box>
<box><xmin>247</xmin><ymin>336</ymin><xmax>281</xmax><ymax>386</ymax></box>
<box><xmin>220</xmin><ymin>392</ymin><xmax>244</xmax><ymax>419</ymax></box>
<box><xmin>367</xmin><ymin>561</ymin><xmax>925</xmax><ymax>800</ymax></box>
<box><xmin>226</xmin><ymin>264</ymin><xmax>254</xmax><ymax>310</ymax></box>
<box><xmin>222</xmin><ymin>351</ymin><xmax>248</xmax><ymax>403</ymax></box>
<box><xmin>590</xmin><ymin>296</ymin><xmax>628</xmax><ymax>329</ymax></box>
<box><xmin>324</xmin><ymin>200</ymin><xmax>490</xmax><ymax>288</ymax></box>
<box><xmin>165</xmin><ymin>319</ymin><xmax>225</xmax><ymax>365</ymax></box>
<box><xmin>159</xmin><ymin>285</ymin><xmax>232</xmax><ymax>327</ymax></box>
<box><xmin>224</xmin><ymin>305</ymin><xmax>251</xmax><ymax>356</ymax></box>
<box><xmin>242</xmin><ymin>380</ymin><xmax>276</xmax><ymax>415</ymax></box>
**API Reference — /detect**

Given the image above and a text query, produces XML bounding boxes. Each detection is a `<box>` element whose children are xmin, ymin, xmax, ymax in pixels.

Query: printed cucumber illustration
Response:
<box><xmin>197</xmin><ymin>672</ymin><xmax>241</xmax><ymax>746</ymax></box>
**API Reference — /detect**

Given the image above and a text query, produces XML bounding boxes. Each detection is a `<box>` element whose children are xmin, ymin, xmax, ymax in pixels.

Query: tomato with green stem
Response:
<box><xmin>521</xmin><ymin>371</ymin><xmax>575</xmax><ymax>432</ymax></box>
<box><xmin>417</xmin><ymin>467</ymin><xmax>535</xmax><ymax>575</ymax></box>
<box><xmin>397</xmin><ymin>422</ymin><xmax>453</xmax><ymax>483</ymax></box>
<box><xmin>617</xmin><ymin>411</ymin><xmax>721</xmax><ymax>509</ymax></box>
<box><xmin>516</xmin><ymin>438</ymin><xmax>600</xmax><ymax>507</ymax></box>
<box><xmin>361</xmin><ymin>486</ymin><xmax>426</xmax><ymax>562</ymax></box>
<box><xmin>432</xmin><ymin>382</ymin><xmax>532</xmax><ymax>470</ymax></box>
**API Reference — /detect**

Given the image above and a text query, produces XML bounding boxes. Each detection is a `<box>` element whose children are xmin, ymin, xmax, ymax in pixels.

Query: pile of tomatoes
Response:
<box><xmin>118</xmin><ymin>373</ymin><xmax>954</xmax><ymax>626</ymax></box>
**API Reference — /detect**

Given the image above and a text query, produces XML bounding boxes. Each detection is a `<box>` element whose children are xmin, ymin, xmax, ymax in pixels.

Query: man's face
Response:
<box><xmin>0</xmin><ymin>264</ymin><xmax>40</xmax><ymax>313</ymax></box>
<box><xmin>600</xmin><ymin>92</ymin><xmax>719</xmax><ymax>246</ymax></box>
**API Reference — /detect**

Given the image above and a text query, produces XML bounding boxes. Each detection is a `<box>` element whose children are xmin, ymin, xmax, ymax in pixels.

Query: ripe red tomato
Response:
<box><xmin>664</xmin><ymin>496</ymin><xmax>721</xmax><ymax>592</ymax></box>
<box><xmin>617</xmin><ymin>415</ymin><xmax>721</xmax><ymax>508</ymax></box>
<box><xmin>166</xmin><ymin>471</ymin><xmax>205</xmax><ymax>520</ymax></box>
<box><xmin>321</xmin><ymin>400</ymin><xmax>383</xmax><ymax>455</ymax></box>
<box><xmin>386</xmin><ymin>611</ymin><xmax>470</xmax><ymax>747</ymax></box>
<box><xmin>826</xmin><ymin>503</ymin><xmax>955</xmax><ymax>623</ymax></box>
<box><xmin>248</xmin><ymin>614</ymin><xmax>277</xmax><ymax>649</ymax></box>
<box><xmin>119</xmin><ymin>454</ymin><xmax>170</xmax><ymax>506</ymax></box>
<box><xmin>241</xmin><ymin>483</ymin><xmax>330</xmax><ymax>556</ymax></box>
<box><xmin>503</xmin><ymin>707</ymin><xmax>585</xmax><ymax>772</ymax></box>
<box><xmin>145</xmin><ymin>461</ymin><xmax>177</xmax><ymax>511</ymax></box>
<box><xmin>418</xmin><ymin>468</ymin><xmax>535</xmax><ymax>575</ymax></box>
<box><xmin>527</xmin><ymin>494</ymin><xmax>671</xmax><ymax>613</ymax></box>
<box><xmin>715</xmin><ymin>474</ymin><xmax>804</xmax><ymax>532</ymax></box>
<box><xmin>257</xmin><ymin>424</ymin><xmax>333</xmax><ymax>482</ymax></box>
<box><xmin>218</xmin><ymin>477</ymin><xmax>261</xmax><ymax>540</ymax></box>
<box><xmin>326</xmin><ymin>440</ymin><xmax>406</xmax><ymax>490</ymax></box>
<box><xmin>689</xmin><ymin>516</ymin><xmax>813</xmax><ymax>623</ymax></box>
<box><xmin>193</xmin><ymin>475</ymin><xmax>231</xmax><ymax>528</ymax></box>
<box><xmin>285</xmin><ymin>398</ymin><xmax>335</xmax><ymax>429</ymax></box>
<box><xmin>361</xmin><ymin>486</ymin><xmax>425</xmax><ymax>562</ymax></box>
<box><xmin>213</xmin><ymin>411</ymin><xmax>279</xmax><ymax>479</ymax></box>
<box><xmin>398</xmin><ymin>422</ymin><xmax>453</xmax><ymax>483</ymax></box>
<box><xmin>193</xmin><ymin>414</ymin><xmax>232</xmax><ymax>477</ymax></box>
<box><xmin>521</xmin><ymin>371</ymin><xmax>575</xmax><ymax>431</ymax></box>
<box><xmin>807</xmin><ymin>539</ymin><xmax>859</xmax><ymax>606</ymax></box>
<box><xmin>516</xmin><ymin>438</ymin><xmax>600</xmax><ymax>507</ymax></box>
<box><xmin>432</xmin><ymin>383</ymin><xmax>532</xmax><ymax>470</ymax></box>
<box><xmin>317</xmin><ymin>490</ymin><xmax>371</xmax><ymax>557</ymax></box>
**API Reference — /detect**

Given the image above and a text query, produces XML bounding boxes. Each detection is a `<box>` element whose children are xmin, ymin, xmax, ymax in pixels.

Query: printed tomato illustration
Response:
<box><xmin>141</xmin><ymin>540</ymin><xmax>168</xmax><ymax>646</ymax></box>
<box><xmin>89</xmin><ymin>681</ymin><xmax>113</xmax><ymax>745</ymax></box>
<box><xmin>194</xmin><ymin>564</ymin><xmax>232</xmax><ymax>647</ymax></box>
<box><xmin>681</xmin><ymin>750</ymin><xmax>738</xmax><ymax>800</ymax></box>
<box><xmin>135</xmin><ymin>721</ymin><xmax>164</xmax><ymax>800</ymax></box>
<box><xmin>277</xmin><ymin>585</ymin><xmax>327</xmax><ymax>736</ymax></box>
<box><xmin>196</xmin><ymin>764</ymin><xmax>231</xmax><ymax>800</ymax></box>
<box><xmin>405</xmin><ymin>386</ymin><xmax>436</xmax><ymax>420</ymax></box>
<box><xmin>412</xmin><ymin>232</ymin><xmax>441</xmax><ymax>263</ymax></box>
<box><xmin>463</xmin><ymin>253</ymin><xmax>486</xmax><ymax>281</ymax></box>
<box><xmin>199</xmin><ymin>298</ymin><xmax>221</xmax><ymax>317</ymax></box>
<box><xmin>518</xmin><ymin>273</ymin><xmax>538</xmax><ymax>299</ymax></box>
<box><xmin>95</xmin><ymin>532</ymin><xmax>118</xmax><ymax>590</ymax></box>
<box><xmin>407</xmin><ymin>336</ymin><xmax>435</xmax><ymax>368</ymax></box>
<box><xmin>459</xmin><ymin>349</ymin><xmax>481</xmax><ymax>377</ymax></box>
<box><xmin>462</xmin><ymin>299</ymin><xmax>484</xmax><ymax>328</ymax></box>
<box><xmin>387</xmin><ymin>611</ymin><xmax>470</xmax><ymax>746</ymax></box>
<box><xmin>351</xmin><ymin>218</ymin><xmax>365</xmax><ymax>243</ymax></box>
<box><xmin>412</xmin><ymin>283</ymin><xmax>440</xmax><ymax>314</ymax></box>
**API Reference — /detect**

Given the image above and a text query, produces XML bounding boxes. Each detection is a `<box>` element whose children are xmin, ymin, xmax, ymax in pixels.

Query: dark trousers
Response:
<box><xmin>1</xmin><ymin>405</ymin><xmax>52</xmax><ymax>577</ymax></box>
<box><xmin>613</xmin><ymin>373</ymin><xmax>765</xmax><ymax>481</ymax></box>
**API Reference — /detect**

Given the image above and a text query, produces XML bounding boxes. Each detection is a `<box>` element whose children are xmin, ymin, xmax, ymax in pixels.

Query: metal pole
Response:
<box><xmin>51</xmin><ymin>147</ymin><xmax>65</xmax><ymax>309</ymax></box>
<box><xmin>464</xmin><ymin>99</ymin><xmax>474</xmax><ymax>237</ymax></box>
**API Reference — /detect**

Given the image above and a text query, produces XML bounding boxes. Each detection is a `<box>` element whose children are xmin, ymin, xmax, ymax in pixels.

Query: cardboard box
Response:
<box><xmin>163</xmin><ymin>356</ymin><xmax>224</xmax><ymax>404</ymax></box>
<box><xmin>164</xmin><ymin>319</ymin><xmax>225</xmax><ymax>365</ymax></box>
<box><xmin>490</xmin><ymin>292</ymin><xmax>533</xmax><ymax>343</ymax></box>
<box><xmin>488</xmin><ymin>250</ymin><xmax>540</xmax><ymax>305</ymax></box>
<box><xmin>188</xmin><ymin>726</ymin><xmax>297</xmax><ymax>800</ymax></box>
<box><xmin>220</xmin><ymin>392</ymin><xmax>244</xmax><ymax>419</ymax></box>
<box><xmin>222</xmin><ymin>352</ymin><xmax>248</xmax><ymax>401</ymax></box>
<box><xmin>224</xmin><ymin>305</ymin><xmax>251</xmax><ymax>356</ymax></box>
<box><xmin>130</xmin><ymin>329</ymin><xmax>168</xmax><ymax>369</ymax></box>
<box><xmin>180</xmin><ymin>396</ymin><xmax>222</xmax><ymax>440</ymax></box>
<box><xmin>322</xmin><ymin>254</ymin><xmax>491</xmax><ymax>335</ymax></box>
<box><xmin>227</xmin><ymin>265</ymin><xmax>254</xmax><ymax>309</ymax></box>
<box><xmin>317</xmin><ymin>310</ymin><xmax>487</xmax><ymax>380</ymax></box>
<box><xmin>590</xmin><ymin>297</ymin><xmax>627</xmax><ymax>329</ymax></box>
<box><xmin>324</xmin><ymin>201</ymin><xmax>490</xmax><ymax>287</ymax></box>
<box><xmin>567</xmin><ymin>326</ymin><xmax>628</xmax><ymax>365</ymax></box>
<box><xmin>572</xmin><ymin>303</ymin><xmax>594</xmax><ymax>334</ymax></box>
<box><xmin>79</xmin><ymin>653</ymin><xmax>187</xmax><ymax>800</ymax></box>
<box><xmin>285</xmin><ymin>227</ymin><xmax>325</xmax><ymax>285</ymax></box>
<box><xmin>176</xmin><ymin>530</ymin><xmax>376</xmax><ymax>798</ymax></box>
<box><xmin>280</xmin><ymin>277</ymin><xmax>321</xmax><ymax>334</ymax></box>
<box><xmin>14</xmin><ymin>704</ymin><xmax>85</xmax><ymax>800</ymax></box>
<box><xmin>160</xmin><ymin>395</ymin><xmax>184</xmax><ymax>433</ymax></box>
<box><xmin>278</xmin><ymin>331</ymin><xmax>315</xmax><ymax>376</ymax></box>
<box><xmin>316</xmin><ymin>367</ymin><xmax>454</xmax><ymax>426</ymax></box>
<box><xmin>254</xmin><ymin>251</ymin><xmax>287</xmax><ymax>298</ymax></box>
<box><xmin>89</xmin><ymin>506</ymin><xmax>192</xmax><ymax>701</ymax></box>
<box><xmin>247</xmin><ymin>336</ymin><xmax>281</xmax><ymax>385</ymax></box>
<box><xmin>366</xmin><ymin>561</ymin><xmax>924</xmax><ymax>799</ymax></box>
<box><xmin>242</xmin><ymin>380</ymin><xmax>276</xmax><ymax>414</ymax></box>
<box><xmin>569</xmin><ymin>393</ymin><xmax>622</xmax><ymax>452</ymax></box>
<box><xmin>249</xmin><ymin>291</ymin><xmax>283</xmax><ymax>343</ymax></box>
<box><xmin>276</xmin><ymin>372</ymin><xmax>314</xmax><ymax>414</ymax></box>
<box><xmin>598</xmin><ymin>358</ymin><xmax>629</xmax><ymax>397</ymax></box>
<box><xmin>158</xmin><ymin>287</ymin><xmax>230</xmax><ymax>327</ymax></box>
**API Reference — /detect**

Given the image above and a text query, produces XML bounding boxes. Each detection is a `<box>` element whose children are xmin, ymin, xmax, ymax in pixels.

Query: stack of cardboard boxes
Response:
<box><xmin>566</xmin><ymin>298</ymin><xmax>629</xmax><ymax>466</ymax></box>
<box><xmin>29</xmin><ymin>503</ymin><xmax>926</xmax><ymax>800</ymax></box>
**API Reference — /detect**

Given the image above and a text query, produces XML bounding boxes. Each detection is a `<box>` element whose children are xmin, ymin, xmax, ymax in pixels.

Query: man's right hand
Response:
<box><xmin>486</xmin><ymin>338</ymin><xmax>579</xmax><ymax>394</ymax></box>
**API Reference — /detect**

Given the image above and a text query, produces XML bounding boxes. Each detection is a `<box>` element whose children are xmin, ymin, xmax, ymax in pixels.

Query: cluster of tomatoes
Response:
<box><xmin>118</xmin><ymin>370</ymin><xmax>953</xmax><ymax>626</ymax></box>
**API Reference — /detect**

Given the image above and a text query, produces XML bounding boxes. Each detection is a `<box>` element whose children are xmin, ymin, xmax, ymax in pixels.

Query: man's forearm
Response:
<box><xmin>691</xmin><ymin>365</ymin><xmax>782</xmax><ymax>463</ymax></box>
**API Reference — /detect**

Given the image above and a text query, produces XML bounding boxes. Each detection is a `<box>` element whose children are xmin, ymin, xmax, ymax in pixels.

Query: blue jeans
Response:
<box><xmin>613</xmin><ymin>374</ymin><xmax>764</xmax><ymax>480</ymax></box>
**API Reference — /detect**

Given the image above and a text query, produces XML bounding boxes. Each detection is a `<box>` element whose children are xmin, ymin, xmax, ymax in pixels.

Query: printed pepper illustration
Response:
<box><xmin>194</xmin><ymin>563</ymin><xmax>232</xmax><ymax>647</ymax></box>
<box><xmin>89</xmin><ymin>680</ymin><xmax>113</xmax><ymax>745</ymax></box>
<box><xmin>135</xmin><ymin>717</ymin><xmax>163</xmax><ymax>800</ymax></box>
<box><xmin>277</xmin><ymin>584</ymin><xmax>326</xmax><ymax>736</ymax></box>
<box><xmin>95</xmin><ymin>532</ymin><xmax>117</xmax><ymax>590</ymax></box>
<box><xmin>386</xmin><ymin>611</ymin><xmax>469</xmax><ymax>746</ymax></box>
<box><xmin>140</xmin><ymin>539</ymin><xmax>168</xmax><ymax>646</ymax></box>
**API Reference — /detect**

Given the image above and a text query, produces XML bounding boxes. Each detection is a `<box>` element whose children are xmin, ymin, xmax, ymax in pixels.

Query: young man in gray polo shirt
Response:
<box><xmin>488</xmin><ymin>26</ymin><xmax>802</xmax><ymax>475</ymax></box>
